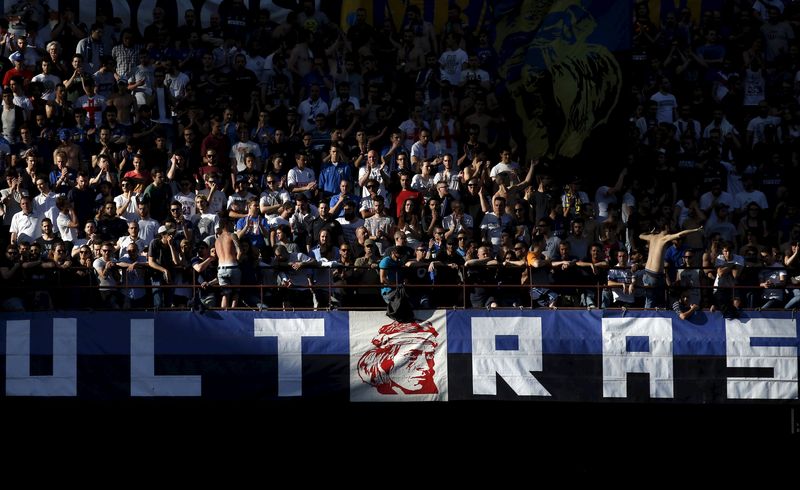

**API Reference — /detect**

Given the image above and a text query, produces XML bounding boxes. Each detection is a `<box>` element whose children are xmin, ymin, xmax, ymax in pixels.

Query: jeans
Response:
<box><xmin>784</xmin><ymin>289</ymin><xmax>800</xmax><ymax>309</ymax></box>
<box><xmin>642</xmin><ymin>271</ymin><xmax>665</xmax><ymax>308</ymax></box>
<box><xmin>151</xmin><ymin>279</ymin><xmax>173</xmax><ymax>308</ymax></box>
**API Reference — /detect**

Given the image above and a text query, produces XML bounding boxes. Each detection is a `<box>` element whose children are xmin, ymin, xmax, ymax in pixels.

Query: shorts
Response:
<box><xmin>218</xmin><ymin>266</ymin><xmax>241</xmax><ymax>287</ymax></box>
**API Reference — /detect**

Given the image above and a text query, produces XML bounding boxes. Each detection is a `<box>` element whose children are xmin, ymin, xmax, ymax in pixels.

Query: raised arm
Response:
<box><xmin>606</xmin><ymin>168</ymin><xmax>627</xmax><ymax>196</ymax></box>
<box><xmin>667</xmin><ymin>226</ymin><xmax>703</xmax><ymax>241</ymax></box>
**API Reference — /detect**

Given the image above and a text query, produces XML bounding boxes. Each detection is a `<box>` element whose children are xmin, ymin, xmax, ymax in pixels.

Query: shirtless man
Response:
<box><xmin>215</xmin><ymin>217</ymin><xmax>242</xmax><ymax>308</ymax></box>
<box><xmin>639</xmin><ymin>225</ymin><xmax>703</xmax><ymax>308</ymax></box>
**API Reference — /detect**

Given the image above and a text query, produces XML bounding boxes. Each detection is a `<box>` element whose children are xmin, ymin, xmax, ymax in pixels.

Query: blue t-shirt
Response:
<box><xmin>379</xmin><ymin>255</ymin><xmax>401</xmax><ymax>295</ymax></box>
<box><xmin>235</xmin><ymin>216</ymin><xmax>270</xmax><ymax>249</ymax></box>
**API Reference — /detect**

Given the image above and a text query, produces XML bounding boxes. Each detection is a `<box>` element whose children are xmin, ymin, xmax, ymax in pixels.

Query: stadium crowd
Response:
<box><xmin>0</xmin><ymin>0</ymin><xmax>799</xmax><ymax>316</ymax></box>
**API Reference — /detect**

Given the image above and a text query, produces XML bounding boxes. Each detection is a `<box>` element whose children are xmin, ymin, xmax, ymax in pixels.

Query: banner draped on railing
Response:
<box><xmin>2</xmin><ymin>310</ymin><xmax>798</xmax><ymax>402</ymax></box>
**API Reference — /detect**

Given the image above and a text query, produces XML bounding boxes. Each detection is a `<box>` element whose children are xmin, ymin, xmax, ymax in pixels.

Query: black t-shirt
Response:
<box><xmin>0</xmin><ymin>256</ymin><xmax>22</xmax><ymax>283</ymax></box>
<box><xmin>532</xmin><ymin>189</ymin><xmax>555</xmax><ymax>223</ymax></box>
<box><xmin>35</xmin><ymin>235</ymin><xmax>61</xmax><ymax>258</ymax></box>
<box><xmin>67</xmin><ymin>186</ymin><xmax>96</xmax><ymax>232</ymax></box>
<box><xmin>466</xmin><ymin>262</ymin><xmax>496</xmax><ymax>286</ymax></box>
<box><xmin>434</xmin><ymin>251</ymin><xmax>464</xmax><ymax>285</ymax></box>
<box><xmin>191</xmin><ymin>255</ymin><xmax>217</xmax><ymax>284</ymax></box>
<box><xmin>148</xmin><ymin>238</ymin><xmax>175</xmax><ymax>279</ymax></box>
<box><xmin>95</xmin><ymin>216</ymin><xmax>127</xmax><ymax>241</ymax></box>
<box><xmin>309</xmin><ymin>217</ymin><xmax>344</xmax><ymax>247</ymax></box>
<box><xmin>405</xmin><ymin>260</ymin><xmax>433</xmax><ymax>286</ymax></box>
<box><xmin>25</xmin><ymin>260</ymin><xmax>54</xmax><ymax>287</ymax></box>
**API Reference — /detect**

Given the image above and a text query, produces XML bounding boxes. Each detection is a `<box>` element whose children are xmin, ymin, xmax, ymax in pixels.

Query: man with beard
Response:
<box><xmin>336</xmin><ymin>200</ymin><xmax>364</xmax><ymax>245</ymax></box>
<box><xmin>308</xmin><ymin>200</ymin><xmax>344</xmax><ymax>250</ymax></box>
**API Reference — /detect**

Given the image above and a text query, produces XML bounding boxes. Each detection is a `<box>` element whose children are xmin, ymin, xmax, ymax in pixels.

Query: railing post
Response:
<box><xmin>462</xmin><ymin>264</ymin><xmax>467</xmax><ymax>309</ymax></box>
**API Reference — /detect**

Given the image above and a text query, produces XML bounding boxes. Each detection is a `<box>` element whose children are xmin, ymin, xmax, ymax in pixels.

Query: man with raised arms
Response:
<box><xmin>639</xmin><ymin>225</ymin><xmax>703</xmax><ymax>308</ymax></box>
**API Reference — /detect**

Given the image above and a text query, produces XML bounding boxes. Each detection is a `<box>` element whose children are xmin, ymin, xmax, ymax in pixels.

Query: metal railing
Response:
<box><xmin>2</xmin><ymin>263</ymin><xmax>797</xmax><ymax>312</ymax></box>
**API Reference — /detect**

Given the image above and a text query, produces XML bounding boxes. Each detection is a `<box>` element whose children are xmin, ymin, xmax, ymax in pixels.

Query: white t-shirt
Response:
<box><xmin>174</xmin><ymin>191</ymin><xmax>196</xmax><ymax>219</ymax></box>
<box><xmin>650</xmin><ymin>91</ymin><xmax>678</xmax><ymax>124</ymax></box>
<box><xmin>287</xmin><ymin>166</ymin><xmax>316</xmax><ymax>190</ymax></box>
<box><xmin>10</xmin><ymin>210</ymin><xmax>40</xmax><ymax>243</ymax></box>
<box><xmin>439</xmin><ymin>48</ymin><xmax>468</xmax><ymax>85</ymax></box>
<box><xmin>594</xmin><ymin>186</ymin><xmax>617</xmax><ymax>222</ymax></box>
<box><xmin>56</xmin><ymin>211</ymin><xmax>77</xmax><ymax>243</ymax></box>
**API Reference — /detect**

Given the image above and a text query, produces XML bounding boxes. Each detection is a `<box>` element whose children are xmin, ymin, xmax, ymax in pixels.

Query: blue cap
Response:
<box><xmin>9</xmin><ymin>52</ymin><xmax>23</xmax><ymax>63</ymax></box>
<box><xmin>58</xmin><ymin>129</ymin><xmax>71</xmax><ymax>141</ymax></box>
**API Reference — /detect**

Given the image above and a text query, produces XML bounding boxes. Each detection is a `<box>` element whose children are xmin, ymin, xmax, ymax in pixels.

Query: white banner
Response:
<box><xmin>349</xmin><ymin>310</ymin><xmax>448</xmax><ymax>402</ymax></box>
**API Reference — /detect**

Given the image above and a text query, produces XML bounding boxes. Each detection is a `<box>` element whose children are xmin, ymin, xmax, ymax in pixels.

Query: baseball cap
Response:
<box><xmin>9</xmin><ymin>52</ymin><xmax>23</xmax><ymax>63</ymax></box>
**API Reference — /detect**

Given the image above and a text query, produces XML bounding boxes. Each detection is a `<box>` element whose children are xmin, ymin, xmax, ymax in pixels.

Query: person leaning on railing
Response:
<box><xmin>783</xmin><ymin>240</ymin><xmax>800</xmax><ymax>310</ymax></box>
<box><xmin>672</xmin><ymin>289</ymin><xmax>700</xmax><ymax>321</ymax></box>
<box><xmin>148</xmin><ymin>225</ymin><xmax>179</xmax><ymax>308</ymax></box>
<box><xmin>190</xmin><ymin>240</ymin><xmax>219</xmax><ymax>308</ymax></box>
<box><xmin>117</xmin><ymin>242</ymin><xmax>148</xmax><ymax>309</ymax></box>
<box><xmin>330</xmin><ymin>242</ymin><xmax>356</xmax><ymax>307</ymax></box>
<box><xmin>94</xmin><ymin>241</ymin><xmax>122</xmax><ymax>309</ymax></box>
<box><xmin>352</xmin><ymin>239</ymin><xmax>382</xmax><ymax>307</ymax></box>
<box><xmin>604</xmin><ymin>249</ymin><xmax>635</xmax><ymax>309</ymax></box>
<box><xmin>47</xmin><ymin>242</ymin><xmax>73</xmax><ymax>310</ymax></box>
<box><xmin>428</xmin><ymin>236</ymin><xmax>464</xmax><ymax>308</ymax></box>
<box><xmin>464</xmin><ymin>245</ymin><xmax>499</xmax><ymax>309</ymax></box>
<box><xmin>1</xmin><ymin>243</ymin><xmax>25</xmax><ymax>311</ymax></box>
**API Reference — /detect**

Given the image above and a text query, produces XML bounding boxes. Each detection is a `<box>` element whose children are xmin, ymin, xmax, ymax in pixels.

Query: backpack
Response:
<box><xmin>385</xmin><ymin>284</ymin><xmax>415</xmax><ymax>322</ymax></box>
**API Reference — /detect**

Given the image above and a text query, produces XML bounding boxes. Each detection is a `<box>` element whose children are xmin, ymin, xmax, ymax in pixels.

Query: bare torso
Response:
<box><xmin>640</xmin><ymin>227</ymin><xmax>702</xmax><ymax>273</ymax></box>
<box><xmin>641</xmin><ymin>232</ymin><xmax>672</xmax><ymax>273</ymax></box>
<box><xmin>215</xmin><ymin>229</ymin><xmax>238</xmax><ymax>266</ymax></box>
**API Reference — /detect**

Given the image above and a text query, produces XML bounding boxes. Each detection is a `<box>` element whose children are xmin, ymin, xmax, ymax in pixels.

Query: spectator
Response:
<box><xmin>672</xmin><ymin>289</ymin><xmax>700</xmax><ymax>321</ymax></box>
<box><xmin>92</xmin><ymin>240</ymin><xmax>120</xmax><ymax>308</ymax></box>
<box><xmin>757</xmin><ymin>248</ymin><xmax>786</xmax><ymax>309</ymax></box>
<box><xmin>117</xmin><ymin>242</ymin><xmax>148</xmax><ymax>308</ymax></box>
<box><xmin>605</xmin><ymin>249</ymin><xmax>636</xmax><ymax>308</ymax></box>
<box><xmin>713</xmin><ymin>242</ymin><xmax>744</xmax><ymax>314</ymax></box>
<box><xmin>10</xmin><ymin>194</ymin><xmax>40</xmax><ymax>245</ymax></box>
